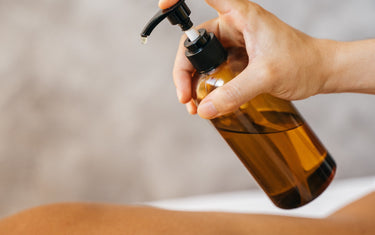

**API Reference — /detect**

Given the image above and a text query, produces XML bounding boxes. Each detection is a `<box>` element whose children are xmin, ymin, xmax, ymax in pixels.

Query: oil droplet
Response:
<box><xmin>140</xmin><ymin>36</ymin><xmax>148</xmax><ymax>45</ymax></box>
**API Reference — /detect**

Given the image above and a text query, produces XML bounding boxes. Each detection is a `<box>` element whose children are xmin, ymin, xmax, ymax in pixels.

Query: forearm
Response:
<box><xmin>320</xmin><ymin>39</ymin><xmax>375</xmax><ymax>94</ymax></box>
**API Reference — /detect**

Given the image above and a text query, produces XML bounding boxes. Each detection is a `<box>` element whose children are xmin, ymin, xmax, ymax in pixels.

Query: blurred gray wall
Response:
<box><xmin>0</xmin><ymin>0</ymin><xmax>374</xmax><ymax>217</ymax></box>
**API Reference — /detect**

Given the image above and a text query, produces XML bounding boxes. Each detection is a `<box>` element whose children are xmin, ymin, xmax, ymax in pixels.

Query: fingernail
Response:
<box><xmin>198</xmin><ymin>101</ymin><xmax>218</xmax><ymax>119</ymax></box>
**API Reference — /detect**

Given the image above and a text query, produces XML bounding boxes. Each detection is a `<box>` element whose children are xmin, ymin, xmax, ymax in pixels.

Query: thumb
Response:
<box><xmin>205</xmin><ymin>0</ymin><xmax>249</xmax><ymax>14</ymax></box>
<box><xmin>197</xmin><ymin>65</ymin><xmax>268</xmax><ymax>119</ymax></box>
<box><xmin>158</xmin><ymin>0</ymin><xmax>179</xmax><ymax>9</ymax></box>
<box><xmin>159</xmin><ymin>0</ymin><xmax>249</xmax><ymax>12</ymax></box>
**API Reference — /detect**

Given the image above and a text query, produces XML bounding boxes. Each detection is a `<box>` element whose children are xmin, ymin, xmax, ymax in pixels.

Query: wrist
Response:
<box><xmin>316</xmin><ymin>38</ymin><xmax>375</xmax><ymax>94</ymax></box>
<box><xmin>313</xmin><ymin>38</ymin><xmax>341</xmax><ymax>94</ymax></box>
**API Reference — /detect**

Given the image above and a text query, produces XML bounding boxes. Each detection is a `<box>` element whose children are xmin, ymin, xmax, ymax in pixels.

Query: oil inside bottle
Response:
<box><xmin>213</xmin><ymin>111</ymin><xmax>336</xmax><ymax>209</ymax></box>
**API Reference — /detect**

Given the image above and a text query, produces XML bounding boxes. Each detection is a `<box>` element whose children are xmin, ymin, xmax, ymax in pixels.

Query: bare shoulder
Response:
<box><xmin>329</xmin><ymin>191</ymin><xmax>375</xmax><ymax>222</ymax></box>
<box><xmin>0</xmin><ymin>193</ymin><xmax>374</xmax><ymax>235</ymax></box>
<box><xmin>0</xmin><ymin>203</ymin><xmax>144</xmax><ymax>234</ymax></box>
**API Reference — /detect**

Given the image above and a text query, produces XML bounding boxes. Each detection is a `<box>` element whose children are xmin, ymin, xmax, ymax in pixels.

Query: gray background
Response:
<box><xmin>0</xmin><ymin>0</ymin><xmax>374</xmax><ymax>218</ymax></box>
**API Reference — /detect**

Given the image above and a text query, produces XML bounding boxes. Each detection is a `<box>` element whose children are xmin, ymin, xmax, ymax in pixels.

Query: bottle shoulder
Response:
<box><xmin>192</xmin><ymin>48</ymin><xmax>248</xmax><ymax>102</ymax></box>
<box><xmin>193</xmin><ymin>61</ymin><xmax>236</xmax><ymax>103</ymax></box>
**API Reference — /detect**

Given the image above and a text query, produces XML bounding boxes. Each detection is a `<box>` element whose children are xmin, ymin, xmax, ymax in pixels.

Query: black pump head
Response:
<box><xmin>141</xmin><ymin>0</ymin><xmax>193</xmax><ymax>38</ymax></box>
<box><xmin>141</xmin><ymin>0</ymin><xmax>227</xmax><ymax>73</ymax></box>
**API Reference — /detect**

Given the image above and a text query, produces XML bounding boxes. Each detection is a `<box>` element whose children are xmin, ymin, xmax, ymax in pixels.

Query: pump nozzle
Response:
<box><xmin>141</xmin><ymin>0</ymin><xmax>199</xmax><ymax>42</ymax></box>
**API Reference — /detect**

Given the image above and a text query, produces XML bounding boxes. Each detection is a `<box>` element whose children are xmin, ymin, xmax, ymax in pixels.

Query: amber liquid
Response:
<box><xmin>213</xmin><ymin>111</ymin><xmax>336</xmax><ymax>209</ymax></box>
<box><xmin>194</xmin><ymin>60</ymin><xmax>336</xmax><ymax>209</ymax></box>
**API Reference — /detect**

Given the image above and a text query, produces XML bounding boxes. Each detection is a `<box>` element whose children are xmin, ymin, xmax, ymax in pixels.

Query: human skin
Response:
<box><xmin>160</xmin><ymin>0</ymin><xmax>375</xmax><ymax>119</ymax></box>
<box><xmin>0</xmin><ymin>192</ymin><xmax>374</xmax><ymax>234</ymax></box>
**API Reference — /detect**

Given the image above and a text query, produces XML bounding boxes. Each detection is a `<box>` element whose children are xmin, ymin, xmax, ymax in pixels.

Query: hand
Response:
<box><xmin>159</xmin><ymin>0</ymin><xmax>375</xmax><ymax>119</ymax></box>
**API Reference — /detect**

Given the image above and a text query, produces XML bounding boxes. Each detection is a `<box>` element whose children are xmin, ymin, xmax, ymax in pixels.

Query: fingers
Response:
<box><xmin>205</xmin><ymin>0</ymin><xmax>249</xmax><ymax>14</ymax></box>
<box><xmin>158</xmin><ymin>0</ymin><xmax>246</xmax><ymax>11</ymax></box>
<box><xmin>158</xmin><ymin>0</ymin><xmax>179</xmax><ymax>9</ymax></box>
<box><xmin>197</xmin><ymin>64</ymin><xmax>269</xmax><ymax>119</ymax></box>
<box><xmin>186</xmin><ymin>100</ymin><xmax>197</xmax><ymax>114</ymax></box>
<box><xmin>173</xmin><ymin>35</ymin><xmax>194</xmax><ymax>104</ymax></box>
<box><xmin>165</xmin><ymin>0</ymin><xmax>259</xmax><ymax>117</ymax></box>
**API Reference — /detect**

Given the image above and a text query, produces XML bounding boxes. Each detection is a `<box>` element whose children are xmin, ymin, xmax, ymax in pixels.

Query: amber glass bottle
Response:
<box><xmin>193</xmin><ymin>58</ymin><xmax>336</xmax><ymax>209</ymax></box>
<box><xmin>141</xmin><ymin>0</ymin><xmax>336</xmax><ymax>209</ymax></box>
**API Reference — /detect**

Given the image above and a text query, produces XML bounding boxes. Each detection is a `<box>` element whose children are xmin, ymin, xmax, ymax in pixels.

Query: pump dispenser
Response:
<box><xmin>141</xmin><ymin>0</ymin><xmax>227</xmax><ymax>72</ymax></box>
<box><xmin>141</xmin><ymin>0</ymin><xmax>336</xmax><ymax>209</ymax></box>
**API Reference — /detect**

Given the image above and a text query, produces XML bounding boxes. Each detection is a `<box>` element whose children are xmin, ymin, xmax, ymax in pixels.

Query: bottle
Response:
<box><xmin>141</xmin><ymin>0</ymin><xmax>336</xmax><ymax>209</ymax></box>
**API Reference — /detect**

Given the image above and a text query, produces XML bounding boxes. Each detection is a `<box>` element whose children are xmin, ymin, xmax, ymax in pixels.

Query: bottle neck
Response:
<box><xmin>200</xmin><ymin>60</ymin><xmax>226</xmax><ymax>75</ymax></box>
<box><xmin>184</xmin><ymin>27</ymin><xmax>200</xmax><ymax>42</ymax></box>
